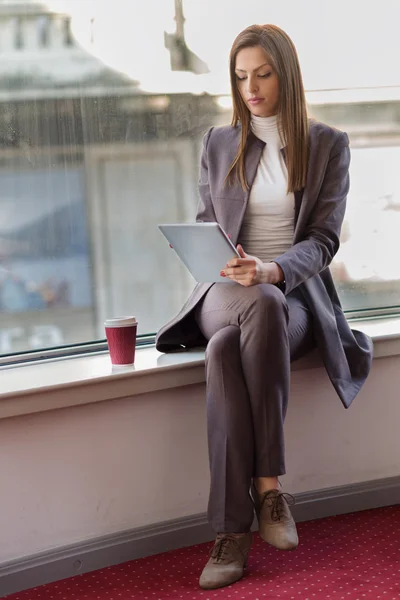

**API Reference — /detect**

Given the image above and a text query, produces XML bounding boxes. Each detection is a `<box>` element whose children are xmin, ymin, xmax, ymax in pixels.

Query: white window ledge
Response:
<box><xmin>1</xmin><ymin>318</ymin><xmax>400</xmax><ymax>420</ymax></box>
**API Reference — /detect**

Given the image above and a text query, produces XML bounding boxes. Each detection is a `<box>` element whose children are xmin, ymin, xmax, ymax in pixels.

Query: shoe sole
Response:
<box><xmin>199</xmin><ymin>569</ymin><xmax>246</xmax><ymax>590</ymax></box>
<box><xmin>258</xmin><ymin>529</ymin><xmax>299</xmax><ymax>550</ymax></box>
<box><xmin>199</xmin><ymin>553</ymin><xmax>250</xmax><ymax>589</ymax></box>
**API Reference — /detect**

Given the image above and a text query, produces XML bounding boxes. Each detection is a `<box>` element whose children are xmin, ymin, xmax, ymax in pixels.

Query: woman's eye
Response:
<box><xmin>236</xmin><ymin>76</ymin><xmax>247</xmax><ymax>81</ymax></box>
<box><xmin>258</xmin><ymin>72</ymin><xmax>272</xmax><ymax>78</ymax></box>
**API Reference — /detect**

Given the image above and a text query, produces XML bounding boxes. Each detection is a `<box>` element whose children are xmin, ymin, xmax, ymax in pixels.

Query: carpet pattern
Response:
<box><xmin>4</xmin><ymin>506</ymin><xmax>400</xmax><ymax>600</ymax></box>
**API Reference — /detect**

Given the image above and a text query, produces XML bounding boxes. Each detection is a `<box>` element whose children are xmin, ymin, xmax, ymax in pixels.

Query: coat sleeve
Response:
<box><xmin>273</xmin><ymin>132</ymin><xmax>350</xmax><ymax>295</ymax></box>
<box><xmin>195</xmin><ymin>127</ymin><xmax>217</xmax><ymax>223</ymax></box>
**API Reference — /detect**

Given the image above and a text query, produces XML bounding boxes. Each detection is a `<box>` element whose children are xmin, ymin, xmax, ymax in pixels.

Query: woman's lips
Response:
<box><xmin>248</xmin><ymin>97</ymin><xmax>264</xmax><ymax>105</ymax></box>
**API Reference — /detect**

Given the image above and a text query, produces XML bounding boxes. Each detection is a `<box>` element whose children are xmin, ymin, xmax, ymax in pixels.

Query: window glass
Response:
<box><xmin>1</xmin><ymin>0</ymin><xmax>399</xmax><ymax>357</ymax></box>
<box><xmin>37</xmin><ymin>15</ymin><xmax>50</xmax><ymax>47</ymax></box>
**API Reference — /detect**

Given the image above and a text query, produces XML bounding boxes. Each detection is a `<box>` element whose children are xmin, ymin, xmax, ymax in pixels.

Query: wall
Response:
<box><xmin>0</xmin><ymin>355</ymin><xmax>400</xmax><ymax>564</ymax></box>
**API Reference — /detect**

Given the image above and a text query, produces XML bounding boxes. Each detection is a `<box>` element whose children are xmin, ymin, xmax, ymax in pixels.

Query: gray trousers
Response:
<box><xmin>194</xmin><ymin>282</ymin><xmax>314</xmax><ymax>533</ymax></box>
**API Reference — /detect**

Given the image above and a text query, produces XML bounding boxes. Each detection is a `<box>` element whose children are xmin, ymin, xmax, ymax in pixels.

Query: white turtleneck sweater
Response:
<box><xmin>237</xmin><ymin>114</ymin><xmax>295</xmax><ymax>263</ymax></box>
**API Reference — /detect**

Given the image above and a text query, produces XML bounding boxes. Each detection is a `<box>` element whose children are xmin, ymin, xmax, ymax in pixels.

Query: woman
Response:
<box><xmin>156</xmin><ymin>24</ymin><xmax>373</xmax><ymax>590</ymax></box>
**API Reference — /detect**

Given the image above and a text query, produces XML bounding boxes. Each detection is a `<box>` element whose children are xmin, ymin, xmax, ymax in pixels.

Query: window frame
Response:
<box><xmin>2</xmin><ymin>98</ymin><xmax>400</xmax><ymax>366</ymax></box>
<box><xmin>0</xmin><ymin>333</ymin><xmax>156</xmax><ymax>367</ymax></box>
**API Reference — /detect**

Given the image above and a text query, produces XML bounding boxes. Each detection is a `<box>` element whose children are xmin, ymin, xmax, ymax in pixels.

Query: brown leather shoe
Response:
<box><xmin>199</xmin><ymin>532</ymin><xmax>252</xmax><ymax>590</ymax></box>
<box><xmin>252</xmin><ymin>486</ymin><xmax>299</xmax><ymax>550</ymax></box>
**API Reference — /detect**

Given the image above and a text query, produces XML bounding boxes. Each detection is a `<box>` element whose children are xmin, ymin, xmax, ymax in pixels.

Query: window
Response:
<box><xmin>63</xmin><ymin>16</ymin><xmax>73</xmax><ymax>47</ymax></box>
<box><xmin>310</xmin><ymin>93</ymin><xmax>400</xmax><ymax>315</ymax></box>
<box><xmin>1</xmin><ymin>0</ymin><xmax>399</xmax><ymax>360</ymax></box>
<box><xmin>38</xmin><ymin>15</ymin><xmax>50</xmax><ymax>48</ymax></box>
<box><xmin>13</xmin><ymin>16</ymin><xmax>23</xmax><ymax>50</ymax></box>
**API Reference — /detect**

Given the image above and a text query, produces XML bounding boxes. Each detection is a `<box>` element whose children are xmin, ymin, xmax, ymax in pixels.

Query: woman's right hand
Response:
<box><xmin>220</xmin><ymin>245</ymin><xmax>284</xmax><ymax>287</ymax></box>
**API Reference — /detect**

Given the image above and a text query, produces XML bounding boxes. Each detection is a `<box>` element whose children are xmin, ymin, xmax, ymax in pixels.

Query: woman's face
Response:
<box><xmin>235</xmin><ymin>45</ymin><xmax>279</xmax><ymax>117</ymax></box>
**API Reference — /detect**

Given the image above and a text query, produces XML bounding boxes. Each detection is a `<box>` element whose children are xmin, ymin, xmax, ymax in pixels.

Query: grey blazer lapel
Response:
<box><xmin>292</xmin><ymin>124</ymin><xmax>333</xmax><ymax>244</ymax></box>
<box><xmin>222</xmin><ymin>130</ymin><xmax>305</xmax><ymax>244</ymax></box>
<box><xmin>245</xmin><ymin>130</ymin><xmax>265</xmax><ymax>184</ymax></box>
<box><xmin>279</xmin><ymin>146</ymin><xmax>304</xmax><ymax>232</ymax></box>
<box><xmin>230</xmin><ymin>131</ymin><xmax>265</xmax><ymax>243</ymax></box>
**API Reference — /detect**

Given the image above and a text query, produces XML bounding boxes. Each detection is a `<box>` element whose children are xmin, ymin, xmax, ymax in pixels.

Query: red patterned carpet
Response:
<box><xmin>4</xmin><ymin>506</ymin><xmax>400</xmax><ymax>600</ymax></box>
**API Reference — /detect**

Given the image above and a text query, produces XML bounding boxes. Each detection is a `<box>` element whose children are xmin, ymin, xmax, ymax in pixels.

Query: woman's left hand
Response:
<box><xmin>221</xmin><ymin>245</ymin><xmax>283</xmax><ymax>287</ymax></box>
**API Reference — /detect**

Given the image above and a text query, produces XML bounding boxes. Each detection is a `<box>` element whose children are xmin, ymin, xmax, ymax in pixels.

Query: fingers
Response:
<box><xmin>230</xmin><ymin>275</ymin><xmax>256</xmax><ymax>287</ymax></box>
<box><xmin>222</xmin><ymin>266</ymin><xmax>255</xmax><ymax>277</ymax></box>
<box><xmin>221</xmin><ymin>258</ymin><xmax>257</xmax><ymax>285</ymax></box>
<box><xmin>221</xmin><ymin>268</ymin><xmax>257</xmax><ymax>284</ymax></box>
<box><xmin>236</xmin><ymin>244</ymin><xmax>247</xmax><ymax>258</ymax></box>
<box><xmin>225</xmin><ymin>257</ymin><xmax>254</xmax><ymax>268</ymax></box>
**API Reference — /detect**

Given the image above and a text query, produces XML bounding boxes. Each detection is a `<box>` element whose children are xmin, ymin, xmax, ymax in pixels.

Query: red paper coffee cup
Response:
<box><xmin>104</xmin><ymin>316</ymin><xmax>137</xmax><ymax>366</ymax></box>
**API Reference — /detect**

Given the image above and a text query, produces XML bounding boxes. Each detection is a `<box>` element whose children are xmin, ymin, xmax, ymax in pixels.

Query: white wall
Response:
<box><xmin>1</xmin><ymin>355</ymin><xmax>400</xmax><ymax>564</ymax></box>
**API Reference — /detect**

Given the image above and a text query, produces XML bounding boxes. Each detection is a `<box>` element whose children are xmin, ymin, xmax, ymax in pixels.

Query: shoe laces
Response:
<box><xmin>261</xmin><ymin>491</ymin><xmax>295</xmax><ymax>522</ymax></box>
<box><xmin>210</xmin><ymin>534</ymin><xmax>246</xmax><ymax>564</ymax></box>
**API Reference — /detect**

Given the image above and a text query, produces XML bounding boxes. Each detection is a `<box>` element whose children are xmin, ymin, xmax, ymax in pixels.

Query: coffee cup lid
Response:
<box><xmin>104</xmin><ymin>316</ymin><xmax>137</xmax><ymax>328</ymax></box>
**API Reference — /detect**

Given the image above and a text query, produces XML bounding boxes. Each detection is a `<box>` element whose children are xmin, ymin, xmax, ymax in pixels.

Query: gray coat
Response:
<box><xmin>156</xmin><ymin>120</ymin><xmax>373</xmax><ymax>408</ymax></box>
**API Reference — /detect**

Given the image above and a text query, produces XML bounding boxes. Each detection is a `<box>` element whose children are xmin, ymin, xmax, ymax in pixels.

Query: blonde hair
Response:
<box><xmin>228</xmin><ymin>24</ymin><xmax>309</xmax><ymax>193</ymax></box>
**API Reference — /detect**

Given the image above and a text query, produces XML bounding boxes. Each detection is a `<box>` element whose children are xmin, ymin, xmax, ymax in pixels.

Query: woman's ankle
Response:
<box><xmin>254</xmin><ymin>476</ymin><xmax>280</xmax><ymax>494</ymax></box>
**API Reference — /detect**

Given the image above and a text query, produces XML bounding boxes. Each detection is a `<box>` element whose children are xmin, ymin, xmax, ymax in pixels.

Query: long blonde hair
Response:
<box><xmin>227</xmin><ymin>24</ymin><xmax>309</xmax><ymax>193</ymax></box>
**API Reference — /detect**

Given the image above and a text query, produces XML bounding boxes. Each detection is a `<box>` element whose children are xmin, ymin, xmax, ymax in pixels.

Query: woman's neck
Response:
<box><xmin>250</xmin><ymin>114</ymin><xmax>281</xmax><ymax>144</ymax></box>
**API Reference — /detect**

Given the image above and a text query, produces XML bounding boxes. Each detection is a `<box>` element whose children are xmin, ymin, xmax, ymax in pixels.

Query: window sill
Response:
<box><xmin>1</xmin><ymin>318</ymin><xmax>400</xmax><ymax>420</ymax></box>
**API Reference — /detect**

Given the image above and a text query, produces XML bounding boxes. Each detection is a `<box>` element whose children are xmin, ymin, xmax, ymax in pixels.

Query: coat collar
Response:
<box><xmin>244</xmin><ymin>128</ymin><xmax>304</xmax><ymax>221</ymax></box>
<box><xmin>226</xmin><ymin>128</ymin><xmax>304</xmax><ymax>244</ymax></box>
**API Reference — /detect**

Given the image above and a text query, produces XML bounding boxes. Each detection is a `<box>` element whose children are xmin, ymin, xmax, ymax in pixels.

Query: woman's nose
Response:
<box><xmin>247</xmin><ymin>77</ymin><xmax>259</xmax><ymax>94</ymax></box>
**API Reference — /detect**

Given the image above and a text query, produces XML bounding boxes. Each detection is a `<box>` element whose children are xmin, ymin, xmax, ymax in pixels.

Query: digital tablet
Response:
<box><xmin>158</xmin><ymin>222</ymin><xmax>240</xmax><ymax>283</ymax></box>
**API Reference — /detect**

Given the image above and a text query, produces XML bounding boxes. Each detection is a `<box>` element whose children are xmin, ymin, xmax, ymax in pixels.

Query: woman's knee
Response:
<box><xmin>245</xmin><ymin>284</ymin><xmax>288</xmax><ymax>315</ymax></box>
<box><xmin>205</xmin><ymin>325</ymin><xmax>240</xmax><ymax>363</ymax></box>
